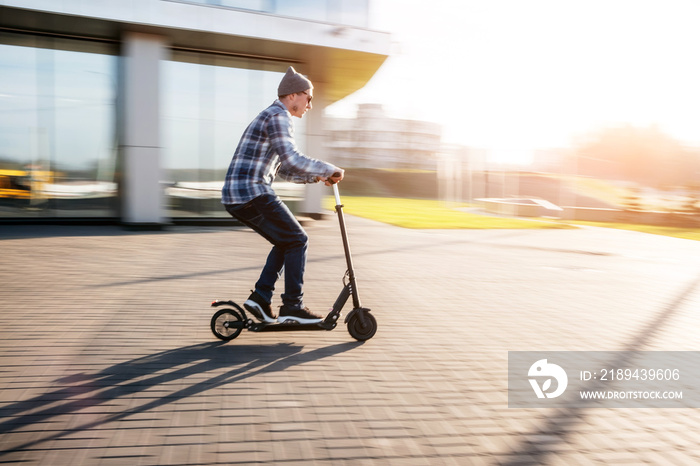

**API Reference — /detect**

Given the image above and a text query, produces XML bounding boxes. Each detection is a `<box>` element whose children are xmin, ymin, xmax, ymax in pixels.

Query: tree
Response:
<box><xmin>570</xmin><ymin>125</ymin><xmax>699</xmax><ymax>188</ymax></box>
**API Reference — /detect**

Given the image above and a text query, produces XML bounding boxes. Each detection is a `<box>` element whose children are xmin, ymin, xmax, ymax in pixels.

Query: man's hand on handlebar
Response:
<box><xmin>323</xmin><ymin>170</ymin><xmax>344</xmax><ymax>186</ymax></box>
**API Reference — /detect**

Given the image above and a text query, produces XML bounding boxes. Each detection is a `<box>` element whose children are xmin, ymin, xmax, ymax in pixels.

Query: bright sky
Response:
<box><xmin>326</xmin><ymin>0</ymin><xmax>700</xmax><ymax>165</ymax></box>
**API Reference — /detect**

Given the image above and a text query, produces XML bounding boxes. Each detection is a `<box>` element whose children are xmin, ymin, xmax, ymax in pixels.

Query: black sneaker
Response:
<box><xmin>244</xmin><ymin>291</ymin><xmax>276</xmax><ymax>323</ymax></box>
<box><xmin>278</xmin><ymin>305</ymin><xmax>323</xmax><ymax>324</ymax></box>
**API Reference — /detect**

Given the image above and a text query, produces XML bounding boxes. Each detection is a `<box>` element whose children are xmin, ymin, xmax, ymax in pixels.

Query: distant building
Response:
<box><xmin>325</xmin><ymin>104</ymin><xmax>442</xmax><ymax>170</ymax></box>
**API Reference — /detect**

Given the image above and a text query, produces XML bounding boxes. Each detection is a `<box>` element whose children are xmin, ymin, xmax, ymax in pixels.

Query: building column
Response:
<box><xmin>119</xmin><ymin>32</ymin><xmax>166</xmax><ymax>226</ymax></box>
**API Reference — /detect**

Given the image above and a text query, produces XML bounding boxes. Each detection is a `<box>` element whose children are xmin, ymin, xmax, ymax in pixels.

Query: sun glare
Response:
<box><xmin>336</xmin><ymin>0</ymin><xmax>700</xmax><ymax>166</ymax></box>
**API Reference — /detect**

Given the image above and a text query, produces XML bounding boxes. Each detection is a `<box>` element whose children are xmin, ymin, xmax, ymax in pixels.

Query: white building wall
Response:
<box><xmin>120</xmin><ymin>32</ymin><xmax>166</xmax><ymax>225</ymax></box>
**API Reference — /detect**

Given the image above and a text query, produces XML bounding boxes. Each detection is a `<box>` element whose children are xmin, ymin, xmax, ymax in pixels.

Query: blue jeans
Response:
<box><xmin>225</xmin><ymin>194</ymin><xmax>308</xmax><ymax>309</ymax></box>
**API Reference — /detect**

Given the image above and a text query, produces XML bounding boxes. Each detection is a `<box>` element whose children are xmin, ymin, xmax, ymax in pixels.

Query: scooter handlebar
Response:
<box><xmin>327</xmin><ymin>172</ymin><xmax>342</xmax><ymax>205</ymax></box>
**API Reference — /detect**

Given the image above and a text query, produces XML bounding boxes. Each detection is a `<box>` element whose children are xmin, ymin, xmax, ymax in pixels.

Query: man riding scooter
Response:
<box><xmin>221</xmin><ymin>66</ymin><xmax>344</xmax><ymax>325</ymax></box>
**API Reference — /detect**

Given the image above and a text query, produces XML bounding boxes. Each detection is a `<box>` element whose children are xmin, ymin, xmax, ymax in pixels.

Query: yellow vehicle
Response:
<box><xmin>0</xmin><ymin>168</ymin><xmax>53</xmax><ymax>202</ymax></box>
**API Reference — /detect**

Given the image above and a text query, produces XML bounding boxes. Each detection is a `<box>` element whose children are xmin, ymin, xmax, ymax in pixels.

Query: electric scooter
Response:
<box><xmin>209</xmin><ymin>178</ymin><xmax>377</xmax><ymax>342</ymax></box>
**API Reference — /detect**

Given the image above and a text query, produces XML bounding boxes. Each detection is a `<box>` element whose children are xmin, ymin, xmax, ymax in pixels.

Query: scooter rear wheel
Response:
<box><xmin>211</xmin><ymin>308</ymin><xmax>244</xmax><ymax>341</ymax></box>
<box><xmin>347</xmin><ymin>312</ymin><xmax>377</xmax><ymax>341</ymax></box>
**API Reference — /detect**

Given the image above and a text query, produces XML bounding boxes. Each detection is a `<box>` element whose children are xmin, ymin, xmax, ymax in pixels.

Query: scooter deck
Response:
<box><xmin>249</xmin><ymin>320</ymin><xmax>337</xmax><ymax>332</ymax></box>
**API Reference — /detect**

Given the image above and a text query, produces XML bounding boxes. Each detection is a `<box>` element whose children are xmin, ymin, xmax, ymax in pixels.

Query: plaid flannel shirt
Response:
<box><xmin>222</xmin><ymin>100</ymin><xmax>338</xmax><ymax>205</ymax></box>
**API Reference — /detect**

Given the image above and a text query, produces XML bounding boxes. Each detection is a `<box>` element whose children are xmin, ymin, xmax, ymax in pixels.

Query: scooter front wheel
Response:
<box><xmin>211</xmin><ymin>308</ymin><xmax>244</xmax><ymax>341</ymax></box>
<box><xmin>347</xmin><ymin>311</ymin><xmax>377</xmax><ymax>341</ymax></box>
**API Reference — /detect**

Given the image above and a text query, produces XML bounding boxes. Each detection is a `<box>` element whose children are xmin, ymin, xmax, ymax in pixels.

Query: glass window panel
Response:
<box><xmin>276</xmin><ymin>0</ymin><xmax>327</xmax><ymax>22</ymax></box>
<box><xmin>338</xmin><ymin>0</ymin><xmax>369</xmax><ymax>28</ymax></box>
<box><xmin>162</xmin><ymin>53</ymin><xmax>306</xmax><ymax>218</ymax></box>
<box><xmin>0</xmin><ymin>33</ymin><xmax>117</xmax><ymax>218</ymax></box>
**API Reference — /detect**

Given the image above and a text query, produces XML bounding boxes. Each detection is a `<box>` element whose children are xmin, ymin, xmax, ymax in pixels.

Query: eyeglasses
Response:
<box><xmin>301</xmin><ymin>91</ymin><xmax>313</xmax><ymax>103</ymax></box>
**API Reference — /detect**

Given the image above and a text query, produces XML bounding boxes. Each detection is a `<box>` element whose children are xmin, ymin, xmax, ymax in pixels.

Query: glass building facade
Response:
<box><xmin>0</xmin><ymin>0</ymin><xmax>388</xmax><ymax>224</ymax></box>
<box><xmin>0</xmin><ymin>32</ymin><xmax>118</xmax><ymax>218</ymax></box>
<box><xmin>0</xmin><ymin>33</ymin><xmax>307</xmax><ymax>220</ymax></box>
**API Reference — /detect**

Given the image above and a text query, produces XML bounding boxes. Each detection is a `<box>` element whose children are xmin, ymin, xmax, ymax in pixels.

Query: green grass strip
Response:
<box><xmin>325</xmin><ymin>196</ymin><xmax>572</xmax><ymax>230</ymax></box>
<box><xmin>324</xmin><ymin>196</ymin><xmax>700</xmax><ymax>240</ymax></box>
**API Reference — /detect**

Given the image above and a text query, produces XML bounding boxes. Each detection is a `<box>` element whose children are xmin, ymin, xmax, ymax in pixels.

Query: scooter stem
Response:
<box><xmin>333</xmin><ymin>183</ymin><xmax>341</xmax><ymax>206</ymax></box>
<box><xmin>332</xmin><ymin>182</ymin><xmax>362</xmax><ymax>309</ymax></box>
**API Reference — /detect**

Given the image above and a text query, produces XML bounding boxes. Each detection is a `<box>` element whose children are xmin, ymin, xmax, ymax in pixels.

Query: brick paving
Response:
<box><xmin>1</xmin><ymin>214</ymin><xmax>700</xmax><ymax>465</ymax></box>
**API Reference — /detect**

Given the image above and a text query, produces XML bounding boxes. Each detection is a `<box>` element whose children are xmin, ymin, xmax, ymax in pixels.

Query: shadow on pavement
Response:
<box><xmin>0</xmin><ymin>340</ymin><xmax>362</xmax><ymax>457</ymax></box>
<box><xmin>91</xmin><ymin>230</ymin><xmax>528</xmax><ymax>288</ymax></box>
<box><xmin>500</xmin><ymin>273</ymin><xmax>700</xmax><ymax>464</ymax></box>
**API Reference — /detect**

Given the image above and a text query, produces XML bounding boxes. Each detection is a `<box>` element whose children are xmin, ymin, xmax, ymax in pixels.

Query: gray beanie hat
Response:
<box><xmin>278</xmin><ymin>66</ymin><xmax>313</xmax><ymax>96</ymax></box>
